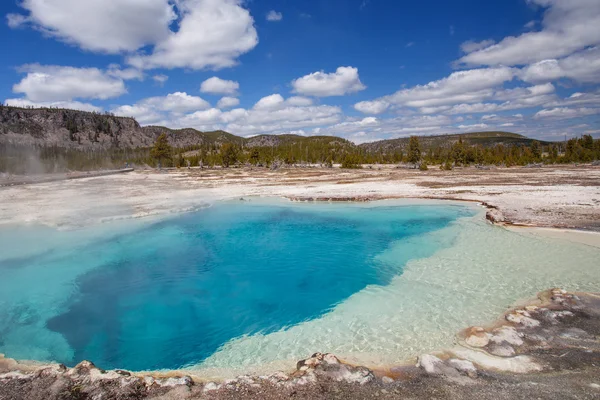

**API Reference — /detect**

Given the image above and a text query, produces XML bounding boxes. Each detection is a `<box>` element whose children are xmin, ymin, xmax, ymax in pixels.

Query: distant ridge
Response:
<box><xmin>0</xmin><ymin>105</ymin><xmax>549</xmax><ymax>151</ymax></box>
<box><xmin>359</xmin><ymin>131</ymin><xmax>553</xmax><ymax>154</ymax></box>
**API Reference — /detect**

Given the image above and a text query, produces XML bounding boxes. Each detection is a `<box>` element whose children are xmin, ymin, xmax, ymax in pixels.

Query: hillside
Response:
<box><xmin>359</xmin><ymin>131</ymin><xmax>552</xmax><ymax>154</ymax></box>
<box><xmin>1</xmin><ymin>105</ymin><xmax>549</xmax><ymax>153</ymax></box>
<box><xmin>245</xmin><ymin>134</ymin><xmax>354</xmax><ymax>149</ymax></box>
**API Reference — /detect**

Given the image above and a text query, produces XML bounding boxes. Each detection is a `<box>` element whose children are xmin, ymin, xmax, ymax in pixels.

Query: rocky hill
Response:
<box><xmin>0</xmin><ymin>106</ymin><xmax>240</xmax><ymax>149</ymax></box>
<box><xmin>0</xmin><ymin>106</ymin><xmax>148</xmax><ymax>149</ymax></box>
<box><xmin>245</xmin><ymin>134</ymin><xmax>354</xmax><ymax>149</ymax></box>
<box><xmin>358</xmin><ymin>131</ymin><xmax>552</xmax><ymax>154</ymax></box>
<box><xmin>1</xmin><ymin>105</ymin><xmax>547</xmax><ymax>151</ymax></box>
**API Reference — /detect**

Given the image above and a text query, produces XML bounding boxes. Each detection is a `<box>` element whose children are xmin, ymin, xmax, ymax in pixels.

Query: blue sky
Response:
<box><xmin>1</xmin><ymin>0</ymin><xmax>599</xmax><ymax>142</ymax></box>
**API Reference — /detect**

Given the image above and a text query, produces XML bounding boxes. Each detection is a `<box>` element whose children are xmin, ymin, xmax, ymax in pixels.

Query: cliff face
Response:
<box><xmin>0</xmin><ymin>106</ymin><xmax>234</xmax><ymax>149</ymax></box>
<box><xmin>0</xmin><ymin>106</ymin><xmax>356</xmax><ymax>151</ymax></box>
<box><xmin>0</xmin><ymin>106</ymin><xmax>154</xmax><ymax>149</ymax></box>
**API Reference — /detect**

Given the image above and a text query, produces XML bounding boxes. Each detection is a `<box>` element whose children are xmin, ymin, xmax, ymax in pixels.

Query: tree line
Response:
<box><xmin>1</xmin><ymin>133</ymin><xmax>599</xmax><ymax>174</ymax></box>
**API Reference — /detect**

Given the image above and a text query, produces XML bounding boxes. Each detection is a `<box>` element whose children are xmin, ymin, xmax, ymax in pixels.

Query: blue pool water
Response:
<box><xmin>0</xmin><ymin>200</ymin><xmax>474</xmax><ymax>371</ymax></box>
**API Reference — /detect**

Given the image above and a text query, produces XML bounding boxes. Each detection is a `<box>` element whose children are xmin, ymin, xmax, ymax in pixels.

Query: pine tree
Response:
<box><xmin>531</xmin><ymin>140</ymin><xmax>541</xmax><ymax>161</ymax></box>
<box><xmin>407</xmin><ymin>136</ymin><xmax>421</xmax><ymax>165</ymax></box>
<box><xmin>220</xmin><ymin>143</ymin><xmax>238</xmax><ymax>167</ymax></box>
<box><xmin>451</xmin><ymin>137</ymin><xmax>466</xmax><ymax>165</ymax></box>
<box><xmin>150</xmin><ymin>133</ymin><xmax>172</xmax><ymax>166</ymax></box>
<box><xmin>249</xmin><ymin>148</ymin><xmax>260</xmax><ymax>165</ymax></box>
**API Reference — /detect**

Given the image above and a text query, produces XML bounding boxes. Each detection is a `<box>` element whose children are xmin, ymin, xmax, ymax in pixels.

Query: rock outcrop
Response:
<box><xmin>0</xmin><ymin>106</ymin><xmax>239</xmax><ymax>150</ymax></box>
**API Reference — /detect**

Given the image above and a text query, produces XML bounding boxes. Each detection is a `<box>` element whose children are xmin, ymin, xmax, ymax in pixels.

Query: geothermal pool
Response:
<box><xmin>0</xmin><ymin>199</ymin><xmax>598</xmax><ymax>376</ymax></box>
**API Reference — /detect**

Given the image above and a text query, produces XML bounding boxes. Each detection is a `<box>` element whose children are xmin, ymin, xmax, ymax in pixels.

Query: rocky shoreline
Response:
<box><xmin>1</xmin><ymin>288</ymin><xmax>599</xmax><ymax>399</ymax></box>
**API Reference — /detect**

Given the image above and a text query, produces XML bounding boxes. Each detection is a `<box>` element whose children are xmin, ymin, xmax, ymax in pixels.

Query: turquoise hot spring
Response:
<box><xmin>0</xmin><ymin>199</ymin><xmax>598</xmax><ymax>376</ymax></box>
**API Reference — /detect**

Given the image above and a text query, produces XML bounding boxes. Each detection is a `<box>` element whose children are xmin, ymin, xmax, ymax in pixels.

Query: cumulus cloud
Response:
<box><xmin>458</xmin><ymin>123</ymin><xmax>489</xmax><ymax>131</ymax></box>
<box><xmin>8</xmin><ymin>0</ymin><xmax>176</xmax><ymax>53</ymax></box>
<box><xmin>520</xmin><ymin>47</ymin><xmax>600</xmax><ymax>83</ymax></box>
<box><xmin>354</xmin><ymin>100</ymin><xmax>390</xmax><ymax>115</ymax></box>
<box><xmin>112</xmin><ymin>92</ymin><xmax>211</xmax><ymax>125</ymax></box>
<box><xmin>152</xmin><ymin>74</ymin><xmax>169</xmax><ymax>85</ymax></box>
<box><xmin>460</xmin><ymin>39</ymin><xmax>495</xmax><ymax>53</ymax></box>
<box><xmin>143</xmin><ymin>92</ymin><xmax>211</xmax><ymax>113</ymax></box>
<box><xmin>253</xmin><ymin>94</ymin><xmax>285</xmax><ymax>110</ymax></box>
<box><xmin>459</xmin><ymin>0</ymin><xmax>600</xmax><ymax>66</ymax></box>
<box><xmin>315</xmin><ymin>114</ymin><xmax>457</xmax><ymax>143</ymax></box>
<box><xmin>217</xmin><ymin>97</ymin><xmax>240</xmax><ymax>109</ymax></box>
<box><xmin>12</xmin><ymin>64</ymin><xmax>126</xmax><ymax>102</ymax></box>
<box><xmin>107</xmin><ymin>64</ymin><xmax>144</xmax><ymax>81</ymax></box>
<box><xmin>6</xmin><ymin>13</ymin><xmax>28</xmax><ymax>29</ymax></box>
<box><xmin>534</xmin><ymin>107</ymin><xmax>599</xmax><ymax>120</ymax></box>
<box><xmin>286</xmin><ymin>96</ymin><xmax>314</xmax><ymax>107</ymax></box>
<box><xmin>252</xmin><ymin>94</ymin><xmax>313</xmax><ymax>110</ymax></box>
<box><xmin>291</xmin><ymin>66</ymin><xmax>366</xmax><ymax>97</ymax></box>
<box><xmin>112</xmin><ymin>104</ymin><xmax>165</xmax><ymax>125</ymax></box>
<box><xmin>350</xmin><ymin>68</ymin><xmax>563</xmax><ymax>119</ymax></box>
<box><xmin>111</xmin><ymin>94</ymin><xmax>341</xmax><ymax>136</ymax></box>
<box><xmin>546</xmin><ymin>90</ymin><xmax>600</xmax><ymax>108</ymax></box>
<box><xmin>266</xmin><ymin>11</ymin><xmax>283</xmax><ymax>21</ymax></box>
<box><xmin>128</xmin><ymin>0</ymin><xmax>258</xmax><ymax>70</ymax></box>
<box><xmin>427</xmin><ymin>83</ymin><xmax>557</xmax><ymax>115</ymax></box>
<box><xmin>386</xmin><ymin>67</ymin><xmax>515</xmax><ymax>109</ymax></box>
<box><xmin>10</xmin><ymin>0</ymin><xmax>258</xmax><ymax>71</ymax></box>
<box><xmin>200</xmin><ymin>77</ymin><xmax>240</xmax><ymax>95</ymax></box>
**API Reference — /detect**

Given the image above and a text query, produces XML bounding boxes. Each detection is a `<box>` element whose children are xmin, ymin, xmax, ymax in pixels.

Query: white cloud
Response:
<box><xmin>111</xmin><ymin>94</ymin><xmax>341</xmax><ymax>135</ymax></box>
<box><xmin>200</xmin><ymin>77</ymin><xmax>240</xmax><ymax>95</ymax></box>
<box><xmin>112</xmin><ymin>104</ymin><xmax>165</xmax><ymax>125</ymax></box>
<box><xmin>143</xmin><ymin>92</ymin><xmax>211</xmax><ymax>113</ymax></box>
<box><xmin>436</xmin><ymin>83</ymin><xmax>557</xmax><ymax>115</ymax></box>
<box><xmin>217</xmin><ymin>96</ymin><xmax>240</xmax><ymax>109</ymax></box>
<box><xmin>152</xmin><ymin>74</ymin><xmax>169</xmax><ymax>85</ymax></box>
<box><xmin>458</xmin><ymin>123</ymin><xmax>489</xmax><ymax>131</ymax></box>
<box><xmin>10</xmin><ymin>0</ymin><xmax>258</xmax><ymax>71</ymax></box>
<box><xmin>459</xmin><ymin>0</ymin><xmax>600</xmax><ymax>66</ymax></box>
<box><xmin>460</xmin><ymin>39</ymin><xmax>495</xmax><ymax>53</ymax></box>
<box><xmin>186</xmin><ymin>102</ymin><xmax>342</xmax><ymax>136</ymax></box>
<box><xmin>4</xmin><ymin>98</ymin><xmax>101</xmax><ymax>113</ymax></box>
<box><xmin>252</xmin><ymin>94</ymin><xmax>313</xmax><ymax>110</ymax></box>
<box><xmin>12</xmin><ymin>64</ymin><xmax>126</xmax><ymax>102</ymax></box>
<box><xmin>481</xmin><ymin>114</ymin><xmax>499</xmax><ymax>121</ymax></box>
<box><xmin>286</xmin><ymin>96</ymin><xmax>314</xmax><ymax>107</ymax></box>
<box><xmin>547</xmin><ymin>90</ymin><xmax>600</xmax><ymax>108</ymax></box>
<box><xmin>291</xmin><ymin>66</ymin><xmax>366</xmax><ymax>97</ymax></box>
<box><xmin>112</xmin><ymin>92</ymin><xmax>211</xmax><ymax>124</ymax></box>
<box><xmin>8</xmin><ymin>0</ymin><xmax>176</xmax><ymax>53</ymax></box>
<box><xmin>520</xmin><ymin>47</ymin><xmax>600</xmax><ymax>83</ymax></box>
<box><xmin>253</xmin><ymin>94</ymin><xmax>285</xmax><ymax>110</ymax></box>
<box><xmin>128</xmin><ymin>0</ymin><xmax>258</xmax><ymax>70</ymax></box>
<box><xmin>353</xmin><ymin>67</ymin><xmax>566</xmax><ymax>119</ymax></box>
<box><xmin>6</xmin><ymin>13</ymin><xmax>28</xmax><ymax>29</ymax></box>
<box><xmin>266</xmin><ymin>11</ymin><xmax>283</xmax><ymax>21</ymax></box>
<box><xmin>534</xmin><ymin>107</ymin><xmax>599</xmax><ymax>120</ymax></box>
<box><xmin>316</xmin><ymin>114</ymin><xmax>455</xmax><ymax>143</ymax></box>
<box><xmin>354</xmin><ymin>100</ymin><xmax>390</xmax><ymax>115</ymax></box>
<box><xmin>386</xmin><ymin>67</ymin><xmax>515</xmax><ymax>109</ymax></box>
<box><xmin>107</xmin><ymin>64</ymin><xmax>144</xmax><ymax>81</ymax></box>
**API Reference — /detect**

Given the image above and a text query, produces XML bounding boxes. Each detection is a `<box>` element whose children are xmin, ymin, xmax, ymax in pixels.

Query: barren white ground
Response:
<box><xmin>1</xmin><ymin>165</ymin><xmax>598</xmax><ymax>233</ymax></box>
